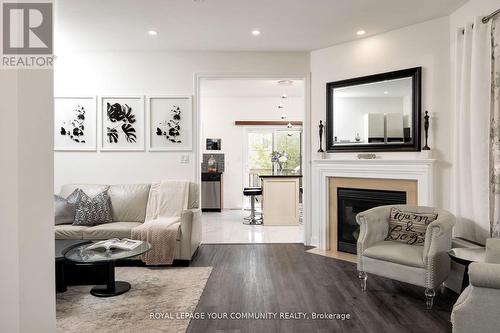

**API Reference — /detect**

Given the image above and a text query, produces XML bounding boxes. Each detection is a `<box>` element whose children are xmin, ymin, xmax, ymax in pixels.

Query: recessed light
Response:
<box><xmin>357</xmin><ymin>30</ymin><xmax>366</xmax><ymax>36</ymax></box>
<box><xmin>251</xmin><ymin>30</ymin><xmax>261</xmax><ymax>36</ymax></box>
<box><xmin>383</xmin><ymin>91</ymin><xmax>389</xmax><ymax>94</ymax></box>
<box><xmin>148</xmin><ymin>30</ymin><xmax>158</xmax><ymax>36</ymax></box>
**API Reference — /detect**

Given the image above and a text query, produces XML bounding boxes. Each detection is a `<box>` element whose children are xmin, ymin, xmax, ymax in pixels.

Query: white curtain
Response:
<box><xmin>453</xmin><ymin>17</ymin><xmax>492</xmax><ymax>243</ymax></box>
<box><xmin>490</xmin><ymin>18</ymin><xmax>500</xmax><ymax>238</ymax></box>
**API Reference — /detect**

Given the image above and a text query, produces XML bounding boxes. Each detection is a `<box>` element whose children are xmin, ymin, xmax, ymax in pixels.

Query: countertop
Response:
<box><xmin>258</xmin><ymin>172</ymin><xmax>302</xmax><ymax>178</ymax></box>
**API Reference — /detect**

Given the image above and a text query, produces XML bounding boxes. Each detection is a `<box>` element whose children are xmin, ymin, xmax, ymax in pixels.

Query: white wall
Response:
<box><xmin>0</xmin><ymin>70</ymin><xmax>55</xmax><ymax>331</ymax></box>
<box><xmin>310</xmin><ymin>17</ymin><xmax>451</xmax><ymax>244</ymax></box>
<box><xmin>53</xmin><ymin>51</ymin><xmax>309</xmax><ymax>191</ymax></box>
<box><xmin>201</xmin><ymin>96</ymin><xmax>304</xmax><ymax>209</ymax></box>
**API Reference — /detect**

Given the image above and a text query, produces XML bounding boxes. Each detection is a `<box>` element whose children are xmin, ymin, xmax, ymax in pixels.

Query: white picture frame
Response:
<box><xmin>147</xmin><ymin>95</ymin><xmax>193</xmax><ymax>151</ymax></box>
<box><xmin>100</xmin><ymin>95</ymin><xmax>145</xmax><ymax>151</ymax></box>
<box><xmin>54</xmin><ymin>96</ymin><xmax>97</xmax><ymax>151</ymax></box>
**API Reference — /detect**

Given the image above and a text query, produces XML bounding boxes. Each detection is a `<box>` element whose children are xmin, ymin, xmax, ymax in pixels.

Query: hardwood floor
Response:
<box><xmin>188</xmin><ymin>244</ymin><xmax>457</xmax><ymax>333</ymax></box>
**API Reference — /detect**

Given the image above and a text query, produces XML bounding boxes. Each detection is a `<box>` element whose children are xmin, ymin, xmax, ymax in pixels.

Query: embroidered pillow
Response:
<box><xmin>73</xmin><ymin>190</ymin><xmax>113</xmax><ymax>226</ymax></box>
<box><xmin>385</xmin><ymin>207</ymin><xmax>438</xmax><ymax>246</ymax></box>
<box><xmin>54</xmin><ymin>189</ymin><xmax>82</xmax><ymax>225</ymax></box>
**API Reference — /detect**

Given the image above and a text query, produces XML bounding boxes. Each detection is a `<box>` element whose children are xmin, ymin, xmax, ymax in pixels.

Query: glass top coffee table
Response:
<box><xmin>448</xmin><ymin>247</ymin><xmax>486</xmax><ymax>292</ymax></box>
<box><xmin>65</xmin><ymin>241</ymin><xmax>151</xmax><ymax>297</ymax></box>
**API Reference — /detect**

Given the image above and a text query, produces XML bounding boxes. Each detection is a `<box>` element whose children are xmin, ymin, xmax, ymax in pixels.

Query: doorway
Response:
<box><xmin>196</xmin><ymin>76</ymin><xmax>309</xmax><ymax>244</ymax></box>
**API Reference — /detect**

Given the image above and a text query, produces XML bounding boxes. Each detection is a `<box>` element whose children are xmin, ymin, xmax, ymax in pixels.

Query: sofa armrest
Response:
<box><xmin>178</xmin><ymin>208</ymin><xmax>201</xmax><ymax>260</ymax></box>
<box><xmin>422</xmin><ymin>211</ymin><xmax>455</xmax><ymax>288</ymax></box>
<box><xmin>469</xmin><ymin>262</ymin><xmax>500</xmax><ymax>289</ymax></box>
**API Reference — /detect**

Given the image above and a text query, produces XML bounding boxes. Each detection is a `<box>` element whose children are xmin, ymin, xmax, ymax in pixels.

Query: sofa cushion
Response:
<box><xmin>54</xmin><ymin>189</ymin><xmax>81</xmax><ymax>225</ymax></box>
<box><xmin>55</xmin><ymin>225</ymin><xmax>88</xmax><ymax>240</ymax></box>
<box><xmin>60</xmin><ymin>184</ymin><xmax>109</xmax><ymax>198</ymax></box>
<box><xmin>385</xmin><ymin>207</ymin><xmax>438</xmax><ymax>246</ymax></box>
<box><xmin>73</xmin><ymin>190</ymin><xmax>113</xmax><ymax>226</ymax></box>
<box><xmin>362</xmin><ymin>240</ymin><xmax>425</xmax><ymax>268</ymax></box>
<box><xmin>82</xmin><ymin>222</ymin><xmax>142</xmax><ymax>240</ymax></box>
<box><xmin>108</xmin><ymin>184</ymin><xmax>150</xmax><ymax>222</ymax></box>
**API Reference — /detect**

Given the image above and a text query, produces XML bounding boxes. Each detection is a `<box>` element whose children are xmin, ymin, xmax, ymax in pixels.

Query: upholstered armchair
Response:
<box><xmin>451</xmin><ymin>238</ymin><xmax>500</xmax><ymax>333</ymax></box>
<box><xmin>356</xmin><ymin>205</ymin><xmax>455</xmax><ymax>309</ymax></box>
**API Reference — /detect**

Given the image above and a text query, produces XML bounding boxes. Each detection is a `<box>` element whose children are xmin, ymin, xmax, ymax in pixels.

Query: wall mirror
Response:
<box><xmin>326</xmin><ymin>67</ymin><xmax>421</xmax><ymax>152</ymax></box>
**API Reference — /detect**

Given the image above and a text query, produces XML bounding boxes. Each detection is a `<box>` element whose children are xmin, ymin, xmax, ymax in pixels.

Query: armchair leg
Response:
<box><xmin>358</xmin><ymin>271</ymin><xmax>367</xmax><ymax>292</ymax></box>
<box><xmin>425</xmin><ymin>288</ymin><xmax>435</xmax><ymax>309</ymax></box>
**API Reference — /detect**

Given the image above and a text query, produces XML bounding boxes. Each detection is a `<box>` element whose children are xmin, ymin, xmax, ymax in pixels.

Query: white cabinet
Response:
<box><xmin>261</xmin><ymin>176</ymin><xmax>300</xmax><ymax>225</ymax></box>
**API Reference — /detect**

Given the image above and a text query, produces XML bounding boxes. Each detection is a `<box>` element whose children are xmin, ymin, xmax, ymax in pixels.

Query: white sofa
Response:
<box><xmin>451</xmin><ymin>238</ymin><xmax>500</xmax><ymax>333</ymax></box>
<box><xmin>55</xmin><ymin>183</ymin><xmax>201</xmax><ymax>261</ymax></box>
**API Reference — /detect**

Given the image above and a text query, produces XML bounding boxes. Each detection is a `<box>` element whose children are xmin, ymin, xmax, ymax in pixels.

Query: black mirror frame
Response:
<box><xmin>326</xmin><ymin>67</ymin><xmax>422</xmax><ymax>152</ymax></box>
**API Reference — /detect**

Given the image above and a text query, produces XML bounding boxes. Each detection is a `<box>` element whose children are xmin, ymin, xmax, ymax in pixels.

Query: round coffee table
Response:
<box><xmin>65</xmin><ymin>241</ymin><xmax>151</xmax><ymax>297</ymax></box>
<box><xmin>448</xmin><ymin>247</ymin><xmax>486</xmax><ymax>292</ymax></box>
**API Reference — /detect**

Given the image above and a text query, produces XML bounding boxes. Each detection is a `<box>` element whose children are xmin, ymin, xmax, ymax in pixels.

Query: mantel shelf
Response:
<box><xmin>312</xmin><ymin>158</ymin><xmax>435</xmax><ymax>165</ymax></box>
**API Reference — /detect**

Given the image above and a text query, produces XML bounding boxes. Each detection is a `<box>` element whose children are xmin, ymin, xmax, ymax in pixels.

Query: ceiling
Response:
<box><xmin>200</xmin><ymin>79</ymin><xmax>305</xmax><ymax>98</ymax></box>
<box><xmin>55</xmin><ymin>0</ymin><xmax>467</xmax><ymax>52</ymax></box>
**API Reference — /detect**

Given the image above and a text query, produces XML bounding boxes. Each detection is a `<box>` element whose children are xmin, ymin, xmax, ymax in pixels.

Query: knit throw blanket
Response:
<box><xmin>132</xmin><ymin>180</ymin><xmax>189</xmax><ymax>265</ymax></box>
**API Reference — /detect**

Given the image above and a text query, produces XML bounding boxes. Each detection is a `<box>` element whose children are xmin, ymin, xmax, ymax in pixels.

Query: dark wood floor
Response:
<box><xmin>187</xmin><ymin>244</ymin><xmax>458</xmax><ymax>333</ymax></box>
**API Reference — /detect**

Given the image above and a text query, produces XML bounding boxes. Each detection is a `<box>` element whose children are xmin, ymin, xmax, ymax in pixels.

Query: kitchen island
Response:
<box><xmin>259</xmin><ymin>173</ymin><xmax>302</xmax><ymax>225</ymax></box>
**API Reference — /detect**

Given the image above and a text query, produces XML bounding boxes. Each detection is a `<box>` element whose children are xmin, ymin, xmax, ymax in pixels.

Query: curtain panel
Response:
<box><xmin>491</xmin><ymin>17</ymin><xmax>500</xmax><ymax>238</ymax></box>
<box><xmin>453</xmin><ymin>17</ymin><xmax>492</xmax><ymax>243</ymax></box>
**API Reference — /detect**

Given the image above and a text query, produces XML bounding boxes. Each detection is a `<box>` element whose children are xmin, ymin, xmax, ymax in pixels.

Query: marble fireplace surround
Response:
<box><xmin>311</xmin><ymin>158</ymin><xmax>435</xmax><ymax>250</ymax></box>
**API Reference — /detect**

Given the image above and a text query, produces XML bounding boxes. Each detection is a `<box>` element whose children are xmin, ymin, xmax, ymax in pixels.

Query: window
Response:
<box><xmin>247</xmin><ymin>129</ymin><xmax>302</xmax><ymax>187</ymax></box>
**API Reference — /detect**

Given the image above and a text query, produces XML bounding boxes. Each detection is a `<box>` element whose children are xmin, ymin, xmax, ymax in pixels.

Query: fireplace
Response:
<box><xmin>337</xmin><ymin>187</ymin><xmax>406</xmax><ymax>254</ymax></box>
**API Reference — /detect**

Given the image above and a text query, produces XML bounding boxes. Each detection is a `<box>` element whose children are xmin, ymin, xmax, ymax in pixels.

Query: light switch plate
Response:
<box><xmin>180</xmin><ymin>155</ymin><xmax>190</xmax><ymax>164</ymax></box>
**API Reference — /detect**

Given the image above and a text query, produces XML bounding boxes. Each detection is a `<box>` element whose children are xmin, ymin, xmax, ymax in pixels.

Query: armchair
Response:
<box><xmin>451</xmin><ymin>238</ymin><xmax>500</xmax><ymax>333</ymax></box>
<box><xmin>356</xmin><ymin>205</ymin><xmax>455</xmax><ymax>309</ymax></box>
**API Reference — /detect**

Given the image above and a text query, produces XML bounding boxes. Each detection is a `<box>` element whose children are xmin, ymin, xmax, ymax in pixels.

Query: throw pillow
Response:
<box><xmin>54</xmin><ymin>189</ymin><xmax>82</xmax><ymax>225</ymax></box>
<box><xmin>385</xmin><ymin>207</ymin><xmax>438</xmax><ymax>246</ymax></box>
<box><xmin>73</xmin><ymin>190</ymin><xmax>113</xmax><ymax>226</ymax></box>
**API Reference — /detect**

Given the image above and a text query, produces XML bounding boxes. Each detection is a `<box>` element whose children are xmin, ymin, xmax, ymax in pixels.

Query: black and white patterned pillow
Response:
<box><xmin>73</xmin><ymin>190</ymin><xmax>113</xmax><ymax>226</ymax></box>
<box><xmin>385</xmin><ymin>207</ymin><xmax>438</xmax><ymax>246</ymax></box>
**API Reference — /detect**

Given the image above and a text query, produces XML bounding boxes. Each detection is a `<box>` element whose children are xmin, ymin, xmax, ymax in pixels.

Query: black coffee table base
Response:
<box><xmin>91</xmin><ymin>281</ymin><xmax>131</xmax><ymax>297</ymax></box>
<box><xmin>89</xmin><ymin>260</ymin><xmax>130</xmax><ymax>297</ymax></box>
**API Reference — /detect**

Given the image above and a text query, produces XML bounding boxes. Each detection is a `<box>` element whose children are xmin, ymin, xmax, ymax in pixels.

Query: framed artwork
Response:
<box><xmin>54</xmin><ymin>96</ymin><xmax>97</xmax><ymax>151</ymax></box>
<box><xmin>206</xmin><ymin>138</ymin><xmax>221</xmax><ymax>150</ymax></box>
<box><xmin>147</xmin><ymin>96</ymin><xmax>193</xmax><ymax>151</ymax></box>
<box><xmin>100</xmin><ymin>96</ymin><xmax>145</xmax><ymax>151</ymax></box>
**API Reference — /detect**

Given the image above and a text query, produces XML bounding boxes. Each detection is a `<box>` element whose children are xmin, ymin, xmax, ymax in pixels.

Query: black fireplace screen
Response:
<box><xmin>337</xmin><ymin>188</ymin><xmax>406</xmax><ymax>254</ymax></box>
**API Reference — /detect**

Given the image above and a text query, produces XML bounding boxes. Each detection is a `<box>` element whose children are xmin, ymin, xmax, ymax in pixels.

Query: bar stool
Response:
<box><xmin>243</xmin><ymin>187</ymin><xmax>263</xmax><ymax>225</ymax></box>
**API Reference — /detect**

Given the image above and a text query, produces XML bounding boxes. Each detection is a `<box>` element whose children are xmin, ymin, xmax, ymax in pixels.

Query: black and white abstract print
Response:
<box><xmin>60</xmin><ymin>104</ymin><xmax>86</xmax><ymax>143</ymax></box>
<box><xmin>149</xmin><ymin>96</ymin><xmax>192</xmax><ymax>151</ymax></box>
<box><xmin>101</xmin><ymin>96</ymin><xmax>144</xmax><ymax>151</ymax></box>
<box><xmin>106</xmin><ymin>103</ymin><xmax>137</xmax><ymax>144</ymax></box>
<box><xmin>54</xmin><ymin>97</ymin><xmax>97</xmax><ymax>151</ymax></box>
<box><xmin>156</xmin><ymin>105</ymin><xmax>182</xmax><ymax>143</ymax></box>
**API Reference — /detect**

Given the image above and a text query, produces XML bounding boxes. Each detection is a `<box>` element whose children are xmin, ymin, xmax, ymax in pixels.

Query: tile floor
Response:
<box><xmin>201</xmin><ymin>209</ymin><xmax>304</xmax><ymax>244</ymax></box>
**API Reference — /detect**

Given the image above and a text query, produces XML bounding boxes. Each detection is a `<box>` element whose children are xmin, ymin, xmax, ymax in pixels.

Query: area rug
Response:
<box><xmin>57</xmin><ymin>266</ymin><xmax>212</xmax><ymax>333</ymax></box>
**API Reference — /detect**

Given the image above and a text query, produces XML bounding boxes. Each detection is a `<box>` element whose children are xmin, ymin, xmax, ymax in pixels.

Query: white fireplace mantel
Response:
<box><xmin>310</xmin><ymin>158</ymin><xmax>435</xmax><ymax>249</ymax></box>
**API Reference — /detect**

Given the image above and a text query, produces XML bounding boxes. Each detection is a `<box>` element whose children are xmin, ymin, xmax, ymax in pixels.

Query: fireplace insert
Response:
<box><xmin>337</xmin><ymin>188</ymin><xmax>406</xmax><ymax>254</ymax></box>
